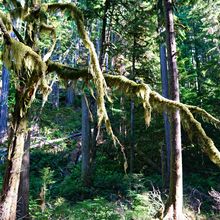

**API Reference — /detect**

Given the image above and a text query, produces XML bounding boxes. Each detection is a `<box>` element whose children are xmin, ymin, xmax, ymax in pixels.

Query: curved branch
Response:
<box><xmin>105</xmin><ymin>75</ymin><xmax>220</xmax><ymax>167</ymax></box>
<box><xmin>187</xmin><ymin>105</ymin><xmax>220</xmax><ymax>128</ymax></box>
<box><xmin>40</xmin><ymin>24</ymin><xmax>57</xmax><ymax>62</ymax></box>
<box><xmin>47</xmin><ymin>60</ymin><xmax>90</xmax><ymax>79</ymax></box>
<box><xmin>47</xmin><ymin>62</ymin><xmax>220</xmax><ymax>167</ymax></box>
<box><xmin>43</xmin><ymin>2</ymin><xmax>112</xmax><ymax>138</ymax></box>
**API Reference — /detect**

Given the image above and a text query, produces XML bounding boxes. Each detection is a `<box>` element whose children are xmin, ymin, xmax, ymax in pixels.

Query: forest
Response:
<box><xmin>0</xmin><ymin>0</ymin><xmax>220</xmax><ymax>219</ymax></box>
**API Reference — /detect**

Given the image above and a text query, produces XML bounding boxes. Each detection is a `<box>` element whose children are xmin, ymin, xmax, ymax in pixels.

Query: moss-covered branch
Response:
<box><xmin>105</xmin><ymin>74</ymin><xmax>220</xmax><ymax>167</ymax></box>
<box><xmin>47</xmin><ymin>60</ymin><xmax>90</xmax><ymax>80</ymax></box>
<box><xmin>49</xmin><ymin>62</ymin><xmax>220</xmax><ymax>167</ymax></box>
<box><xmin>43</xmin><ymin>2</ymin><xmax>112</xmax><ymax>138</ymax></box>
<box><xmin>186</xmin><ymin>105</ymin><xmax>220</xmax><ymax>128</ymax></box>
<box><xmin>0</xmin><ymin>18</ymin><xmax>12</xmax><ymax>44</ymax></box>
<box><xmin>2</xmin><ymin>34</ymin><xmax>47</xmax><ymax>117</ymax></box>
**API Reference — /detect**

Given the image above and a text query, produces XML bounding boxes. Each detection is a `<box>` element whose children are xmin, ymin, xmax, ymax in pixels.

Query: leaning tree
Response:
<box><xmin>0</xmin><ymin>1</ymin><xmax>220</xmax><ymax>220</ymax></box>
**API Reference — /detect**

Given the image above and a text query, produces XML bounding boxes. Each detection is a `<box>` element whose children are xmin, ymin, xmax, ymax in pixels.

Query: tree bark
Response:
<box><xmin>163</xmin><ymin>0</ymin><xmax>183</xmax><ymax>219</ymax></box>
<box><xmin>51</xmin><ymin>81</ymin><xmax>59</xmax><ymax>109</ymax></box>
<box><xmin>192</xmin><ymin>25</ymin><xmax>202</xmax><ymax>98</ymax></box>
<box><xmin>81</xmin><ymin>95</ymin><xmax>92</xmax><ymax>186</ymax></box>
<box><xmin>99</xmin><ymin>0</ymin><xmax>111</xmax><ymax>68</ymax></box>
<box><xmin>130</xmin><ymin>100</ymin><xmax>135</xmax><ymax>173</ymax></box>
<box><xmin>0</xmin><ymin>91</ymin><xmax>28</xmax><ymax>220</ymax></box>
<box><xmin>66</xmin><ymin>80</ymin><xmax>74</xmax><ymax>107</ymax></box>
<box><xmin>16</xmin><ymin>131</ymin><xmax>30</xmax><ymax>219</ymax></box>
<box><xmin>130</xmin><ymin>34</ymin><xmax>136</xmax><ymax>174</ymax></box>
<box><xmin>0</xmin><ymin>65</ymin><xmax>10</xmax><ymax>141</ymax></box>
<box><xmin>160</xmin><ymin>44</ymin><xmax>171</xmax><ymax>188</ymax></box>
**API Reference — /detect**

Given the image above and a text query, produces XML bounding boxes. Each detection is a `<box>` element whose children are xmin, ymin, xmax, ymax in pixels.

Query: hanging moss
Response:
<box><xmin>47</xmin><ymin>61</ymin><xmax>90</xmax><ymax>80</ymax></box>
<box><xmin>0</xmin><ymin>11</ymin><xmax>12</xmax><ymax>32</ymax></box>
<box><xmin>104</xmin><ymin>75</ymin><xmax>220</xmax><ymax>167</ymax></box>
<box><xmin>39</xmin><ymin>77</ymin><xmax>52</xmax><ymax>106</ymax></box>
<box><xmin>104</xmin><ymin>75</ymin><xmax>152</xmax><ymax>126</ymax></box>
<box><xmin>44</xmin><ymin>2</ymin><xmax>112</xmax><ymax>139</ymax></box>
<box><xmin>46</xmin><ymin>58</ymin><xmax>220</xmax><ymax>167</ymax></box>
<box><xmin>3</xmin><ymin>38</ymin><xmax>47</xmax><ymax>74</ymax></box>
<box><xmin>2</xmin><ymin>37</ymin><xmax>47</xmax><ymax>117</ymax></box>
<box><xmin>187</xmin><ymin>105</ymin><xmax>220</xmax><ymax>128</ymax></box>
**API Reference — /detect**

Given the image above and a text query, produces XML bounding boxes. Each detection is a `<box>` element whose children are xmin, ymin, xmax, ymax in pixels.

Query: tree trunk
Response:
<box><xmin>95</xmin><ymin>20</ymin><xmax>100</xmax><ymax>58</ymax></box>
<box><xmin>160</xmin><ymin>44</ymin><xmax>171</xmax><ymax>188</ymax></box>
<box><xmin>0</xmin><ymin>91</ymin><xmax>28</xmax><ymax>220</ymax></box>
<box><xmin>99</xmin><ymin>0</ymin><xmax>111</xmax><ymax>68</ymax></box>
<box><xmin>66</xmin><ymin>80</ymin><xmax>74</xmax><ymax>107</ymax></box>
<box><xmin>192</xmin><ymin>26</ymin><xmax>202</xmax><ymax>98</ymax></box>
<box><xmin>51</xmin><ymin>81</ymin><xmax>59</xmax><ymax>109</ymax></box>
<box><xmin>81</xmin><ymin>95</ymin><xmax>92</xmax><ymax>186</ymax></box>
<box><xmin>130</xmin><ymin>34</ymin><xmax>136</xmax><ymax>174</ymax></box>
<box><xmin>130</xmin><ymin>100</ymin><xmax>135</xmax><ymax>173</ymax></box>
<box><xmin>16</xmin><ymin>131</ymin><xmax>30</xmax><ymax>219</ymax></box>
<box><xmin>0</xmin><ymin>65</ymin><xmax>10</xmax><ymax>141</ymax></box>
<box><xmin>164</xmin><ymin>0</ymin><xmax>183</xmax><ymax>219</ymax></box>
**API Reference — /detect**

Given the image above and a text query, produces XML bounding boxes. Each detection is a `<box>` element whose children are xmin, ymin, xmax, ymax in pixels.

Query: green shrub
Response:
<box><xmin>126</xmin><ymin>191</ymin><xmax>164</xmax><ymax>220</ymax></box>
<box><xmin>63</xmin><ymin>197</ymin><xmax>121</xmax><ymax>220</ymax></box>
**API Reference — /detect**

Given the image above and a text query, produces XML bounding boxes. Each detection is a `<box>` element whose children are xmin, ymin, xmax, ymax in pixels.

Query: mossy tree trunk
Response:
<box><xmin>164</xmin><ymin>0</ymin><xmax>183</xmax><ymax>219</ymax></box>
<box><xmin>0</xmin><ymin>91</ymin><xmax>28</xmax><ymax>220</ymax></box>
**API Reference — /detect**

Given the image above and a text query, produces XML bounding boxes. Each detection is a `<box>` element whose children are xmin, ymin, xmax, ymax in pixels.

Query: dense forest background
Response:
<box><xmin>0</xmin><ymin>0</ymin><xmax>220</xmax><ymax>219</ymax></box>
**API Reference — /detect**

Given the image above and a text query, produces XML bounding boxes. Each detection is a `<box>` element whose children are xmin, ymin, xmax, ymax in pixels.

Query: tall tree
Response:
<box><xmin>81</xmin><ymin>94</ymin><xmax>92</xmax><ymax>186</ymax></box>
<box><xmin>0</xmin><ymin>65</ymin><xmax>10</xmax><ymax>141</ymax></box>
<box><xmin>163</xmin><ymin>0</ymin><xmax>183</xmax><ymax>219</ymax></box>
<box><xmin>17</xmin><ymin>131</ymin><xmax>31</xmax><ymax>219</ymax></box>
<box><xmin>66</xmin><ymin>80</ymin><xmax>75</xmax><ymax>107</ymax></box>
<box><xmin>99</xmin><ymin>0</ymin><xmax>111</xmax><ymax>68</ymax></box>
<box><xmin>160</xmin><ymin>44</ymin><xmax>171</xmax><ymax>188</ymax></box>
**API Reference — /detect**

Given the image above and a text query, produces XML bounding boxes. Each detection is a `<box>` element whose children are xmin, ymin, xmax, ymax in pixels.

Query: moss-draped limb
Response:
<box><xmin>49</xmin><ymin>62</ymin><xmax>220</xmax><ymax>167</ymax></box>
<box><xmin>0</xmin><ymin>18</ymin><xmax>12</xmax><ymax>44</ymax></box>
<box><xmin>105</xmin><ymin>75</ymin><xmax>220</xmax><ymax>167</ymax></box>
<box><xmin>43</xmin><ymin>3</ymin><xmax>111</xmax><ymax>137</ymax></box>
<box><xmin>3</xmin><ymin>38</ymin><xmax>46</xmax><ymax>74</ymax></box>
<box><xmin>104</xmin><ymin>75</ymin><xmax>152</xmax><ymax>126</ymax></box>
<box><xmin>186</xmin><ymin>105</ymin><xmax>220</xmax><ymax>128</ymax></box>
<box><xmin>0</xmin><ymin>11</ymin><xmax>12</xmax><ymax>33</ymax></box>
<box><xmin>2</xmin><ymin>37</ymin><xmax>47</xmax><ymax>117</ymax></box>
<box><xmin>47</xmin><ymin>60</ymin><xmax>90</xmax><ymax>80</ymax></box>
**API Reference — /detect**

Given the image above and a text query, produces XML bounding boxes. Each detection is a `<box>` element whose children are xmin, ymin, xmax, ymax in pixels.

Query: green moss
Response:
<box><xmin>0</xmin><ymin>11</ymin><xmax>12</xmax><ymax>32</ymax></box>
<box><xmin>44</xmin><ymin>2</ymin><xmax>112</xmax><ymax>142</ymax></box>
<box><xmin>3</xmin><ymin>38</ymin><xmax>46</xmax><ymax>74</ymax></box>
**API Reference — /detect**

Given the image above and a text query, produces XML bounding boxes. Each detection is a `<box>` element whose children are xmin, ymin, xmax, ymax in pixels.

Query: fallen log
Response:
<box><xmin>31</xmin><ymin>132</ymin><xmax>81</xmax><ymax>149</ymax></box>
